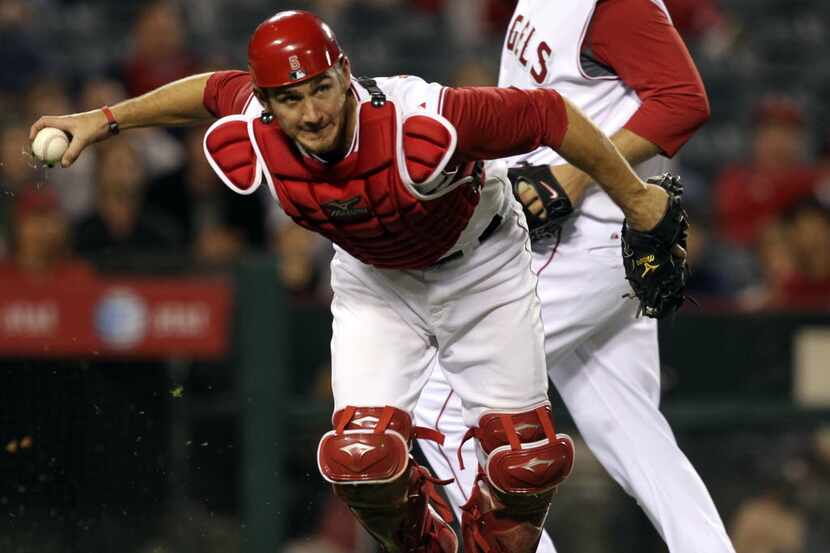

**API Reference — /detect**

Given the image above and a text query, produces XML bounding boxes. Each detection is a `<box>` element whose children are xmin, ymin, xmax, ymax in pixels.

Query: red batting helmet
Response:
<box><xmin>247</xmin><ymin>10</ymin><xmax>345</xmax><ymax>89</ymax></box>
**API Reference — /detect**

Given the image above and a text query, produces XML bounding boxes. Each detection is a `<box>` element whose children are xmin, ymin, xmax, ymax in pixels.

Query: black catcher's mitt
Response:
<box><xmin>508</xmin><ymin>164</ymin><xmax>574</xmax><ymax>242</ymax></box>
<box><xmin>621</xmin><ymin>172</ymin><xmax>690</xmax><ymax>319</ymax></box>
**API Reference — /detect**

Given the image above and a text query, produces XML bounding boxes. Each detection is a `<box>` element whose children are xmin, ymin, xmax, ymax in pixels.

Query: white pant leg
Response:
<box><xmin>415</xmin><ymin>368</ymin><xmax>558</xmax><ymax>553</ymax></box>
<box><xmin>413</xmin><ymin>195</ymin><xmax>556</xmax><ymax>550</ymax></box>
<box><xmin>333</xmin><ymin>190</ymin><xmax>548</xmax><ymax>421</ymax></box>
<box><xmin>539</xmin><ymin>236</ymin><xmax>735</xmax><ymax>553</ymax></box>
<box><xmin>423</xmin><ymin>195</ymin><xmax>550</xmax><ymax>427</ymax></box>
<box><xmin>416</xmin><ymin>226</ymin><xmax>733</xmax><ymax>553</ymax></box>
<box><xmin>330</xmin><ymin>253</ymin><xmax>437</xmax><ymax>414</ymax></box>
<box><xmin>414</xmin><ymin>370</ymin><xmax>474</xmax><ymax>516</ymax></box>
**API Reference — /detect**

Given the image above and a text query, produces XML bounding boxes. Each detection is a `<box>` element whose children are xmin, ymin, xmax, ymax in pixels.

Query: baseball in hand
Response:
<box><xmin>31</xmin><ymin>127</ymin><xmax>70</xmax><ymax>166</ymax></box>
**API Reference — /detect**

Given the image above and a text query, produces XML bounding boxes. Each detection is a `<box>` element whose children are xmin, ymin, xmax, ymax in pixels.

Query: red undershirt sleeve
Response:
<box><xmin>203</xmin><ymin>70</ymin><xmax>255</xmax><ymax>118</ymax></box>
<box><xmin>586</xmin><ymin>0</ymin><xmax>710</xmax><ymax>156</ymax></box>
<box><xmin>440</xmin><ymin>86</ymin><xmax>568</xmax><ymax>163</ymax></box>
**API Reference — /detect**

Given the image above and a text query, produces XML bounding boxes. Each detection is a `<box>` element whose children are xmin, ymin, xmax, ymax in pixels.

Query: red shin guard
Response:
<box><xmin>318</xmin><ymin>406</ymin><xmax>458</xmax><ymax>553</ymax></box>
<box><xmin>459</xmin><ymin>406</ymin><xmax>574</xmax><ymax>553</ymax></box>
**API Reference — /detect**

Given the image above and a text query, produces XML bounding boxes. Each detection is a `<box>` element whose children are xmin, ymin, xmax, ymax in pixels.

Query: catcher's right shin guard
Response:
<box><xmin>459</xmin><ymin>405</ymin><xmax>574</xmax><ymax>553</ymax></box>
<box><xmin>318</xmin><ymin>406</ymin><xmax>458</xmax><ymax>553</ymax></box>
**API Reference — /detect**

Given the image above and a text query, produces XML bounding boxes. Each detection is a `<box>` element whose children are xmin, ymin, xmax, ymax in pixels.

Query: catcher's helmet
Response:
<box><xmin>247</xmin><ymin>10</ymin><xmax>344</xmax><ymax>89</ymax></box>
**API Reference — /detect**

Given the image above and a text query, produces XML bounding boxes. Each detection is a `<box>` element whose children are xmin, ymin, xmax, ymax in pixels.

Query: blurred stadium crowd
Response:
<box><xmin>1</xmin><ymin>0</ymin><xmax>830</xmax><ymax>308</ymax></box>
<box><xmin>1</xmin><ymin>1</ymin><xmax>830</xmax><ymax>552</ymax></box>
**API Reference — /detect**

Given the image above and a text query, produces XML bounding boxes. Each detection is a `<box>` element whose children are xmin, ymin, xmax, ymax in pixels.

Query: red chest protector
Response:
<box><xmin>204</xmin><ymin>98</ymin><xmax>481</xmax><ymax>269</ymax></box>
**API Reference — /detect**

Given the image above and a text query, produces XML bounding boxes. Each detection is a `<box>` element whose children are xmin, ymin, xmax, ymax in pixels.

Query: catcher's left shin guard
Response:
<box><xmin>458</xmin><ymin>405</ymin><xmax>574</xmax><ymax>553</ymax></box>
<box><xmin>318</xmin><ymin>406</ymin><xmax>458</xmax><ymax>553</ymax></box>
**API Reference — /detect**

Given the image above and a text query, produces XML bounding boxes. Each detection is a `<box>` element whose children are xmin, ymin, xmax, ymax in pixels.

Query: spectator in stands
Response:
<box><xmin>21</xmin><ymin>77</ymin><xmax>73</xmax><ymax>124</ymax></box>
<box><xmin>80</xmin><ymin>75</ymin><xmax>184</xmax><ymax>182</ymax></box>
<box><xmin>739</xmin><ymin>220</ymin><xmax>796</xmax><ymax>310</ymax></box>
<box><xmin>409</xmin><ymin>0</ymin><xmax>516</xmax><ymax>56</ymax></box>
<box><xmin>147</xmin><ymin>126</ymin><xmax>266</xmax><ymax>266</ymax></box>
<box><xmin>663</xmin><ymin>0</ymin><xmax>736</xmax><ymax>60</ymax></box>
<box><xmin>0</xmin><ymin>122</ymin><xmax>36</xmax><ymax>256</ymax></box>
<box><xmin>0</xmin><ymin>188</ymin><xmax>91</xmax><ymax>281</ymax></box>
<box><xmin>74</xmin><ymin>139</ymin><xmax>181</xmax><ymax>263</ymax></box>
<box><xmin>120</xmin><ymin>0</ymin><xmax>199</xmax><ymax>97</ymax></box>
<box><xmin>739</xmin><ymin>198</ymin><xmax>830</xmax><ymax>310</ymax></box>
<box><xmin>0</xmin><ymin>0</ymin><xmax>45</xmax><ymax>103</ymax></box>
<box><xmin>664</xmin><ymin>0</ymin><xmax>725</xmax><ymax>40</ymax></box>
<box><xmin>683</xmin><ymin>209</ymin><xmax>737</xmax><ymax>298</ymax></box>
<box><xmin>714</xmin><ymin>96</ymin><xmax>819</xmax><ymax>248</ymax></box>
<box><xmin>0</xmin><ymin>122</ymin><xmax>33</xmax><ymax>195</ymax></box>
<box><xmin>774</xmin><ymin>199</ymin><xmax>830</xmax><ymax>308</ymax></box>
<box><xmin>271</xmin><ymin>213</ymin><xmax>331</xmax><ymax>300</ymax></box>
<box><xmin>731</xmin><ymin>432</ymin><xmax>830</xmax><ymax>553</ymax></box>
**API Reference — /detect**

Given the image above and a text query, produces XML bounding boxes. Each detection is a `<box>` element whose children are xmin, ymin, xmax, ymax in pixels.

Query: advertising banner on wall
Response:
<box><xmin>0</xmin><ymin>275</ymin><xmax>232</xmax><ymax>359</ymax></box>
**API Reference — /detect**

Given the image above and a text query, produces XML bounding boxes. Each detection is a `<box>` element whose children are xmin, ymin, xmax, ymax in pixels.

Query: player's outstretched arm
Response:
<box><xmin>443</xmin><ymin>86</ymin><xmax>667</xmax><ymax>232</ymax></box>
<box><xmin>515</xmin><ymin>128</ymin><xmax>659</xmax><ymax>229</ymax></box>
<box><xmin>554</xmin><ymin>98</ymin><xmax>668</xmax><ymax>231</ymax></box>
<box><xmin>550</xmin><ymin>128</ymin><xmax>660</xmax><ymax>205</ymax></box>
<box><xmin>29</xmin><ymin>72</ymin><xmax>215</xmax><ymax>168</ymax></box>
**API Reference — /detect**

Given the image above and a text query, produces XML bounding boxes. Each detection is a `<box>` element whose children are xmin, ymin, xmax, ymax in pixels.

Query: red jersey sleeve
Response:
<box><xmin>586</xmin><ymin>0</ymin><xmax>710</xmax><ymax>156</ymax></box>
<box><xmin>203</xmin><ymin>70</ymin><xmax>255</xmax><ymax>117</ymax></box>
<box><xmin>440</xmin><ymin>86</ymin><xmax>568</xmax><ymax>163</ymax></box>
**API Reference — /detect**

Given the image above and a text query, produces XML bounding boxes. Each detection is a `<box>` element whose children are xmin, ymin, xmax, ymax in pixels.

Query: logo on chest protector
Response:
<box><xmin>322</xmin><ymin>196</ymin><xmax>371</xmax><ymax>221</ymax></box>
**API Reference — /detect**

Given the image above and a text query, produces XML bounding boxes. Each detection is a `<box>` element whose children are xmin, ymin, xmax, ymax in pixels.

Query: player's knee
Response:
<box><xmin>476</xmin><ymin>405</ymin><xmax>574</xmax><ymax>495</ymax></box>
<box><xmin>317</xmin><ymin>405</ymin><xmax>412</xmax><ymax>485</ymax></box>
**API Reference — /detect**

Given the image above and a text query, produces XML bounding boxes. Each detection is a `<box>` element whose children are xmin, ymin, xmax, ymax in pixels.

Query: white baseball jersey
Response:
<box><xmin>499</xmin><ymin>0</ymin><xmax>670</xmax><ymax>240</ymax></box>
<box><xmin>416</xmin><ymin>2</ymin><xmax>736</xmax><ymax>553</ymax></box>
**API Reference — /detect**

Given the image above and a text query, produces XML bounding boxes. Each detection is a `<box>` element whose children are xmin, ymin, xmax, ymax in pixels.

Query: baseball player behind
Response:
<box><xmin>31</xmin><ymin>9</ymin><xmax>682</xmax><ymax>553</ymax></box>
<box><xmin>416</xmin><ymin>1</ymin><xmax>736</xmax><ymax>552</ymax></box>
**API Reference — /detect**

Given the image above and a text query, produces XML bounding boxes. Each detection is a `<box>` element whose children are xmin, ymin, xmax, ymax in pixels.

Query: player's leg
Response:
<box><xmin>432</xmin><ymin>198</ymin><xmax>573</xmax><ymax>553</ymax></box>
<box><xmin>536</xmin><ymin>236</ymin><xmax>734</xmax><ymax>553</ymax></box>
<box><xmin>319</xmin><ymin>253</ymin><xmax>458</xmax><ymax>553</ymax></box>
<box><xmin>415</xmin><ymin>367</ymin><xmax>559</xmax><ymax>553</ymax></box>
<box><xmin>414</xmin><ymin>367</ymin><xmax>475</xmax><ymax>516</ymax></box>
<box><xmin>551</xmin><ymin>315</ymin><xmax>735</xmax><ymax>553</ymax></box>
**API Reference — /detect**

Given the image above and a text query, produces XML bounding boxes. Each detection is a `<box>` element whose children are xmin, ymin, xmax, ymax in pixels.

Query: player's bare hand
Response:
<box><xmin>625</xmin><ymin>183</ymin><xmax>670</xmax><ymax>232</ymax></box>
<box><xmin>515</xmin><ymin>168</ymin><xmax>584</xmax><ymax>220</ymax></box>
<box><xmin>515</xmin><ymin>180</ymin><xmax>548</xmax><ymax>219</ymax></box>
<box><xmin>29</xmin><ymin>110</ymin><xmax>111</xmax><ymax>168</ymax></box>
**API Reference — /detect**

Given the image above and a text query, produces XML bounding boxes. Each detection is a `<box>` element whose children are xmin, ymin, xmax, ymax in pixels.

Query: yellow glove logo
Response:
<box><xmin>635</xmin><ymin>255</ymin><xmax>660</xmax><ymax>278</ymax></box>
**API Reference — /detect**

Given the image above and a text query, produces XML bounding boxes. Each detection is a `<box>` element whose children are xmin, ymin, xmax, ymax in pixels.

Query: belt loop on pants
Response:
<box><xmin>431</xmin><ymin>214</ymin><xmax>503</xmax><ymax>267</ymax></box>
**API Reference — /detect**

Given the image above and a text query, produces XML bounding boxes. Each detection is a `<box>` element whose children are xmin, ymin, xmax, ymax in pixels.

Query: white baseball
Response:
<box><xmin>31</xmin><ymin>127</ymin><xmax>70</xmax><ymax>166</ymax></box>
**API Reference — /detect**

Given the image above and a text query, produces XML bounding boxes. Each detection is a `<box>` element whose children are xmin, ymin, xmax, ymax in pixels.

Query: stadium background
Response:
<box><xmin>1</xmin><ymin>0</ymin><xmax>830</xmax><ymax>551</ymax></box>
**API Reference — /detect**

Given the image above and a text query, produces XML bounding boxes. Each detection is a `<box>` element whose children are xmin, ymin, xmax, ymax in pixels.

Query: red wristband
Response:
<box><xmin>101</xmin><ymin>105</ymin><xmax>120</xmax><ymax>135</ymax></box>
